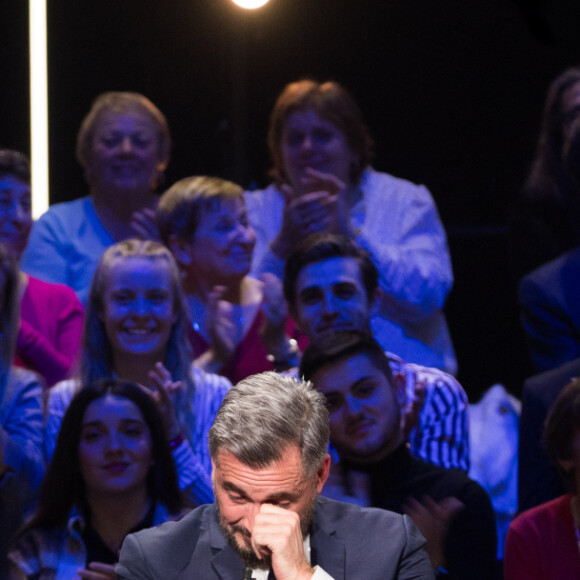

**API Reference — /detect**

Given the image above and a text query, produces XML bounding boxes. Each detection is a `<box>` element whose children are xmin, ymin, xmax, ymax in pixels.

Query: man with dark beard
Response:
<box><xmin>116</xmin><ymin>372</ymin><xmax>433</xmax><ymax>579</ymax></box>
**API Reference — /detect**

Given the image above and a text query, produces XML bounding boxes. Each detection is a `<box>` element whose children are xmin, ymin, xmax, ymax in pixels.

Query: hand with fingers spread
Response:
<box><xmin>130</xmin><ymin>207</ymin><xmax>162</xmax><ymax>242</ymax></box>
<box><xmin>259</xmin><ymin>273</ymin><xmax>293</xmax><ymax>365</ymax></box>
<box><xmin>148</xmin><ymin>362</ymin><xmax>183</xmax><ymax>440</ymax></box>
<box><xmin>251</xmin><ymin>504</ymin><xmax>315</xmax><ymax>580</ymax></box>
<box><xmin>403</xmin><ymin>495</ymin><xmax>465</xmax><ymax>569</ymax></box>
<box><xmin>194</xmin><ymin>285</ymin><xmax>240</xmax><ymax>373</ymax></box>
<box><xmin>299</xmin><ymin>168</ymin><xmax>355</xmax><ymax>239</ymax></box>
<box><xmin>77</xmin><ymin>561</ymin><xmax>117</xmax><ymax>579</ymax></box>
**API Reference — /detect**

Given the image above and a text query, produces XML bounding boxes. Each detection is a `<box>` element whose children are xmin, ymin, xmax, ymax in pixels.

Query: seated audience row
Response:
<box><xmin>21</xmin><ymin>80</ymin><xmax>456</xmax><ymax>376</ymax></box>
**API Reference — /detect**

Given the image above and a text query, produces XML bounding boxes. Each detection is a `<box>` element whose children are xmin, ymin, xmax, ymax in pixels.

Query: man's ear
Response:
<box><xmin>392</xmin><ymin>372</ymin><xmax>407</xmax><ymax>409</ymax></box>
<box><xmin>169</xmin><ymin>234</ymin><xmax>193</xmax><ymax>267</ymax></box>
<box><xmin>315</xmin><ymin>454</ymin><xmax>331</xmax><ymax>493</ymax></box>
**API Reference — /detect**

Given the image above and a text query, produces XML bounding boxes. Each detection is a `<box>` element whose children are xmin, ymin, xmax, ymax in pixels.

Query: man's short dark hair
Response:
<box><xmin>299</xmin><ymin>330</ymin><xmax>393</xmax><ymax>387</ymax></box>
<box><xmin>283</xmin><ymin>233</ymin><xmax>378</xmax><ymax>311</ymax></box>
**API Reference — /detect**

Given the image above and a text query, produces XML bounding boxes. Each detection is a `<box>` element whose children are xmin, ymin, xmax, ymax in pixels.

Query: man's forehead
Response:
<box><xmin>296</xmin><ymin>257</ymin><xmax>364</xmax><ymax>290</ymax></box>
<box><xmin>214</xmin><ymin>447</ymin><xmax>306</xmax><ymax>484</ymax></box>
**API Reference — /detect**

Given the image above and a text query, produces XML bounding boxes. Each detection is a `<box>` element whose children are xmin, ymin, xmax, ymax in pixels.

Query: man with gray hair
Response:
<box><xmin>117</xmin><ymin>372</ymin><xmax>433</xmax><ymax>579</ymax></box>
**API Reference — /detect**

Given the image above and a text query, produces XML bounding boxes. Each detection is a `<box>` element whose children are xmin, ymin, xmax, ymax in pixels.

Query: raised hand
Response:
<box><xmin>403</xmin><ymin>495</ymin><xmax>464</xmax><ymax>569</ymax></box>
<box><xmin>77</xmin><ymin>561</ymin><xmax>117</xmax><ymax>579</ymax></box>
<box><xmin>130</xmin><ymin>207</ymin><xmax>161</xmax><ymax>242</ymax></box>
<box><xmin>148</xmin><ymin>362</ymin><xmax>183</xmax><ymax>440</ymax></box>
<box><xmin>251</xmin><ymin>504</ymin><xmax>315</xmax><ymax>580</ymax></box>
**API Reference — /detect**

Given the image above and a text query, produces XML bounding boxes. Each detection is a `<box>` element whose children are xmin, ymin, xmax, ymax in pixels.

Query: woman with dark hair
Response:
<box><xmin>45</xmin><ymin>239</ymin><xmax>231</xmax><ymax>507</ymax></box>
<box><xmin>21</xmin><ymin>92</ymin><xmax>171</xmax><ymax>304</ymax></box>
<box><xmin>510</xmin><ymin>67</ymin><xmax>580</xmax><ymax>280</ymax></box>
<box><xmin>0</xmin><ymin>243</ymin><xmax>44</xmax><ymax>576</ymax></box>
<box><xmin>8</xmin><ymin>379</ymin><xmax>187</xmax><ymax>579</ymax></box>
<box><xmin>245</xmin><ymin>79</ymin><xmax>456</xmax><ymax>374</ymax></box>
<box><xmin>0</xmin><ymin>149</ymin><xmax>84</xmax><ymax>387</ymax></box>
<box><xmin>504</xmin><ymin>377</ymin><xmax>580</xmax><ymax>578</ymax></box>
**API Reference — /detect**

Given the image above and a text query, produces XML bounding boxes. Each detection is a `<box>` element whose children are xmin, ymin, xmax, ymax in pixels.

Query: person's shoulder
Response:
<box><xmin>47</xmin><ymin>378</ymin><xmax>82</xmax><ymax>408</ymax></box>
<box><xmin>388</xmin><ymin>353</ymin><xmax>466</xmax><ymax>399</ymax></box>
<box><xmin>36</xmin><ymin>197</ymin><xmax>92</xmax><ymax>222</ymax></box>
<box><xmin>190</xmin><ymin>365</ymin><xmax>232</xmax><ymax>395</ymax></box>
<box><xmin>362</xmin><ymin>168</ymin><xmax>431</xmax><ymax>199</ymax></box>
<box><xmin>316</xmin><ymin>495</ymin><xmax>406</xmax><ymax>529</ymax></box>
<box><xmin>4</xmin><ymin>367</ymin><xmax>42</xmax><ymax>401</ymax></box>
<box><xmin>523</xmin><ymin>357</ymin><xmax>580</xmax><ymax>401</ymax></box>
<box><xmin>243</xmin><ymin>183</ymin><xmax>282</xmax><ymax>207</ymax></box>
<box><xmin>129</xmin><ymin>504</ymin><xmax>213</xmax><ymax>548</ymax></box>
<box><xmin>26</xmin><ymin>275</ymin><xmax>83</xmax><ymax>303</ymax></box>
<box><xmin>521</xmin><ymin>246</ymin><xmax>580</xmax><ymax>288</ymax></box>
<box><xmin>512</xmin><ymin>493</ymin><xmax>570</xmax><ymax>531</ymax></box>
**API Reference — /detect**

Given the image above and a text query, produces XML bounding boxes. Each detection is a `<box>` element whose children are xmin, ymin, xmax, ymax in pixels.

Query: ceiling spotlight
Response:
<box><xmin>231</xmin><ymin>0</ymin><xmax>270</xmax><ymax>9</ymax></box>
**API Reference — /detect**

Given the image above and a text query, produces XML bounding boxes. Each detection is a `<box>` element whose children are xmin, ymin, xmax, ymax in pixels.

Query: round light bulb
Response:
<box><xmin>231</xmin><ymin>0</ymin><xmax>269</xmax><ymax>8</ymax></box>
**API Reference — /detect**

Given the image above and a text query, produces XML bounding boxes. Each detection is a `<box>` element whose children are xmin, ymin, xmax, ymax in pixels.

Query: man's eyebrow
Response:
<box><xmin>221</xmin><ymin>481</ymin><xmax>248</xmax><ymax>496</ymax></box>
<box><xmin>264</xmin><ymin>491</ymin><xmax>300</xmax><ymax>503</ymax></box>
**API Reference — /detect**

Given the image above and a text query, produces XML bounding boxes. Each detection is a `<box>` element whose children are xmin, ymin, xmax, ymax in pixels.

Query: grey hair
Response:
<box><xmin>209</xmin><ymin>372</ymin><xmax>329</xmax><ymax>478</ymax></box>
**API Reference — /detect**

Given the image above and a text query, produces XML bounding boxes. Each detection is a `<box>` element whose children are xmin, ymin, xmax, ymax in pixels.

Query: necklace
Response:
<box><xmin>570</xmin><ymin>496</ymin><xmax>580</xmax><ymax>556</ymax></box>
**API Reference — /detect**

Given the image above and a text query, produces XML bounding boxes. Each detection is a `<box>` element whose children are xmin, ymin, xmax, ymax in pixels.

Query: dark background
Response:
<box><xmin>3</xmin><ymin>0</ymin><xmax>580</xmax><ymax>400</ymax></box>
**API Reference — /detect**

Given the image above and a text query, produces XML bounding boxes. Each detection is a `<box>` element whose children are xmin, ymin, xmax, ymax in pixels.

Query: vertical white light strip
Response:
<box><xmin>29</xmin><ymin>0</ymin><xmax>49</xmax><ymax>218</ymax></box>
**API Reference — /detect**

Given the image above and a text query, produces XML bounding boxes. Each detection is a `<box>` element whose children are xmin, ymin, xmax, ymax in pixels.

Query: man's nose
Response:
<box><xmin>344</xmin><ymin>394</ymin><xmax>365</xmax><ymax>417</ymax></box>
<box><xmin>321</xmin><ymin>293</ymin><xmax>339</xmax><ymax>316</ymax></box>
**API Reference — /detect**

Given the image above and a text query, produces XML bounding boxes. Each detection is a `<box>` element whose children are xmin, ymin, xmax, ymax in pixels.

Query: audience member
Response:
<box><xmin>0</xmin><ymin>245</ymin><xmax>44</xmax><ymax>576</ymax></box>
<box><xmin>45</xmin><ymin>239</ymin><xmax>230</xmax><ymax>506</ymax></box>
<box><xmin>8</xmin><ymin>379</ymin><xmax>187</xmax><ymax>579</ymax></box>
<box><xmin>300</xmin><ymin>332</ymin><xmax>497</xmax><ymax>580</ymax></box>
<box><xmin>285</xmin><ymin>233</ymin><xmax>469</xmax><ymax>471</ymax></box>
<box><xmin>510</xmin><ymin>66</ymin><xmax>580</xmax><ymax>282</ymax></box>
<box><xmin>117</xmin><ymin>371</ymin><xmax>433</xmax><ymax>579</ymax></box>
<box><xmin>21</xmin><ymin>92</ymin><xmax>171</xmax><ymax>304</ymax></box>
<box><xmin>505</xmin><ymin>378</ymin><xmax>580</xmax><ymax>579</ymax></box>
<box><xmin>157</xmin><ymin>175</ymin><xmax>305</xmax><ymax>383</ymax></box>
<box><xmin>245</xmin><ymin>79</ymin><xmax>456</xmax><ymax>373</ymax></box>
<box><xmin>519</xmin><ymin>246</ymin><xmax>580</xmax><ymax>373</ymax></box>
<box><xmin>0</xmin><ymin>149</ymin><xmax>84</xmax><ymax>387</ymax></box>
<box><xmin>518</xmin><ymin>357</ymin><xmax>580</xmax><ymax>512</ymax></box>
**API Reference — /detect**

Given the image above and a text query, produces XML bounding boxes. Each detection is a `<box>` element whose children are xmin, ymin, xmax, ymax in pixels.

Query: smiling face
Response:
<box><xmin>0</xmin><ymin>175</ymin><xmax>32</xmax><ymax>260</ymax></box>
<box><xmin>180</xmin><ymin>197</ymin><xmax>256</xmax><ymax>286</ymax></box>
<box><xmin>293</xmin><ymin>257</ymin><xmax>373</xmax><ymax>341</ymax></box>
<box><xmin>79</xmin><ymin>393</ymin><xmax>153</xmax><ymax>498</ymax></box>
<box><xmin>281</xmin><ymin>109</ymin><xmax>356</xmax><ymax>192</ymax></box>
<box><xmin>212</xmin><ymin>446</ymin><xmax>328</xmax><ymax>569</ymax></box>
<box><xmin>87</xmin><ymin>111</ymin><xmax>166</xmax><ymax>195</ymax></box>
<box><xmin>311</xmin><ymin>352</ymin><xmax>403</xmax><ymax>463</ymax></box>
<box><xmin>101</xmin><ymin>256</ymin><xmax>177</xmax><ymax>365</ymax></box>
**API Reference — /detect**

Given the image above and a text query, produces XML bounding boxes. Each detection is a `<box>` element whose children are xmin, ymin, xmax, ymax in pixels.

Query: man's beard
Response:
<box><xmin>215</xmin><ymin>493</ymin><xmax>318</xmax><ymax>571</ymax></box>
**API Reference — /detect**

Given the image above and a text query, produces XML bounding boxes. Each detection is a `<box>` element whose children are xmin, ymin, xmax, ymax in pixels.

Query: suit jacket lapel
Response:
<box><xmin>310</xmin><ymin>503</ymin><xmax>346</xmax><ymax>580</ymax></box>
<box><xmin>209</xmin><ymin>513</ymin><xmax>245</xmax><ymax>580</ymax></box>
<box><xmin>182</xmin><ymin>505</ymin><xmax>244</xmax><ymax>579</ymax></box>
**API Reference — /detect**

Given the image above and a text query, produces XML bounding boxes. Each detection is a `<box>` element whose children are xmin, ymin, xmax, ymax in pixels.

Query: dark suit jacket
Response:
<box><xmin>116</xmin><ymin>496</ymin><xmax>434</xmax><ymax>579</ymax></box>
<box><xmin>519</xmin><ymin>247</ymin><xmax>580</xmax><ymax>372</ymax></box>
<box><xmin>518</xmin><ymin>358</ymin><xmax>580</xmax><ymax>512</ymax></box>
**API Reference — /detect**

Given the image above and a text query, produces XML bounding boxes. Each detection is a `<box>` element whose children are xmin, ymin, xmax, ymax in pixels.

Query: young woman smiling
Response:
<box><xmin>9</xmin><ymin>379</ymin><xmax>187</xmax><ymax>579</ymax></box>
<box><xmin>45</xmin><ymin>240</ymin><xmax>231</xmax><ymax>507</ymax></box>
